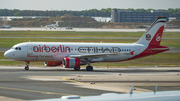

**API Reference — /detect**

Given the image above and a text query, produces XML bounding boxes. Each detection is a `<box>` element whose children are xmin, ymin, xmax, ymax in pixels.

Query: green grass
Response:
<box><xmin>161</xmin><ymin>39</ymin><xmax>180</xmax><ymax>48</ymax></box>
<box><xmin>0</xmin><ymin>31</ymin><xmax>179</xmax><ymax>48</ymax></box>
<box><xmin>0</xmin><ymin>31</ymin><xmax>180</xmax><ymax>38</ymax></box>
<box><xmin>0</xmin><ymin>38</ymin><xmax>137</xmax><ymax>48</ymax></box>
<box><xmin>0</xmin><ymin>52</ymin><xmax>6</xmax><ymax>59</ymax></box>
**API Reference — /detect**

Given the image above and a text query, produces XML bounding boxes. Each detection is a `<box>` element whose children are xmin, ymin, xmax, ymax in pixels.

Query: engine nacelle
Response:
<box><xmin>63</xmin><ymin>57</ymin><xmax>80</xmax><ymax>68</ymax></box>
<box><xmin>44</xmin><ymin>61</ymin><xmax>62</xmax><ymax>67</ymax></box>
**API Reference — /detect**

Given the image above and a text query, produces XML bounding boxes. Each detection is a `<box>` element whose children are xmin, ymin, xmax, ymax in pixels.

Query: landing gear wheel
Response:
<box><xmin>86</xmin><ymin>66</ymin><xmax>93</xmax><ymax>71</ymax></box>
<box><xmin>74</xmin><ymin>67</ymin><xmax>80</xmax><ymax>71</ymax></box>
<box><xmin>25</xmin><ymin>66</ymin><xmax>29</xmax><ymax>70</ymax></box>
<box><xmin>25</xmin><ymin>61</ymin><xmax>30</xmax><ymax>71</ymax></box>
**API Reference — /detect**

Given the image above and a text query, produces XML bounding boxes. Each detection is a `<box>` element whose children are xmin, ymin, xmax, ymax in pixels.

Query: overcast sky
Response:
<box><xmin>0</xmin><ymin>0</ymin><xmax>180</xmax><ymax>11</ymax></box>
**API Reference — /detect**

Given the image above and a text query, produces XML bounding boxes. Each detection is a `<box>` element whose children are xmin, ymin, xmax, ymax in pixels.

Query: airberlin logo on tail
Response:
<box><xmin>156</xmin><ymin>33</ymin><xmax>162</xmax><ymax>41</ymax></box>
<box><xmin>33</xmin><ymin>45</ymin><xmax>70</xmax><ymax>53</ymax></box>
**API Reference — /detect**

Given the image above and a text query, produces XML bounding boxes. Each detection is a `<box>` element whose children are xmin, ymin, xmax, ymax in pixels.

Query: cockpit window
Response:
<box><xmin>14</xmin><ymin>47</ymin><xmax>21</xmax><ymax>50</ymax></box>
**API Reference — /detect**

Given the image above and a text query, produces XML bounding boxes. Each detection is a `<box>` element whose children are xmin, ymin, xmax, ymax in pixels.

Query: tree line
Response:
<box><xmin>0</xmin><ymin>8</ymin><xmax>180</xmax><ymax>17</ymax></box>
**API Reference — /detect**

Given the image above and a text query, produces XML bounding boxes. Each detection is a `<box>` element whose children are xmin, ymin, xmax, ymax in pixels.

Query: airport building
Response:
<box><xmin>91</xmin><ymin>17</ymin><xmax>111</xmax><ymax>22</ymax></box>
<box><xmin>111</xmin><ymin>10</ymin><xmax>169</xmax><ymax>22</ymax></box>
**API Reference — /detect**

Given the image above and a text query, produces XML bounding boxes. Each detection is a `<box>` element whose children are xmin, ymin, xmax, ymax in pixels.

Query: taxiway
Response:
<box><xmin>0</xmin><ymin>66</ymin><xmax>180</xmax><ymax>101</ymax></box>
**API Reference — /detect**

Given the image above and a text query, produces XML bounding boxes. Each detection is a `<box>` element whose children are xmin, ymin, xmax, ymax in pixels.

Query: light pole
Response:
<box><xmin>69</xmin><ymin>10</ymin><xmax>71</xmax><ymax>28</ymax></box>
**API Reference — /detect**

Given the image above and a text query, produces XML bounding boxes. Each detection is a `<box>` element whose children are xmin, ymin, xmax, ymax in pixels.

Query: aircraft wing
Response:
<box><xmin>69</xmin><ymin>53</ymin><xmax>120</xmax><ymax>58</ymax></box>
<box><xmin>68</xmin><ymin>51</ymin><xmax>135</xmax><ymax>61</ymax></box>
<box><xmin>68</xmin><ymin>52</ymin><xmax>127</xmax><ymax>62</ymax></box>
<box><xmin>30</xmin><ymin>90</ymin><xmax>180</xmax><ymax>101</ymax></box>
<box><xmin>149</xmin><ymin>48</ymin><xmax>169</xmax><ymax>51</ymax></box>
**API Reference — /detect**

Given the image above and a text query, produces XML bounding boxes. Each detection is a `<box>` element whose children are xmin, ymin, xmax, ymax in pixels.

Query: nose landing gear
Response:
<box><xmin>25</xmin><ymin>61</ymin><xmax>30</xmax><ymax>70</ymax></box>
<box><xmin>25</xmin><ymin>65</ymin><xmax>29</xmax><ymax>70</ymax></box>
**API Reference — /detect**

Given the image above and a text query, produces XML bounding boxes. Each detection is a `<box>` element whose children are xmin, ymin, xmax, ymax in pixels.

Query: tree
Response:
<box><xmin>0</xmin><ymin>8</ymin><xmax>180</xmax><ymax>17</ymax></box>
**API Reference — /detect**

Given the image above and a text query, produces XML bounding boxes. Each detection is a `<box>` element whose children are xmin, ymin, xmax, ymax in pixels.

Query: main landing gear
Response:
<box><xmin>86</xmin><ymin>62</ymin><xmax>93</xmax><ymax>71</ymax></box>
<box><xmin>86</xmin><ymin>66</ymin><xmax>93</xmax><ymax>71</ymax></box>
<box><xmin>73</xmin><ymin>66</ymin><xmax>93</xmax><ymax>71</ymax></box>
<box><xmin>25</xmin><ymin>61</ymin><xmax>30</xmax><ymax>70</ymax></box>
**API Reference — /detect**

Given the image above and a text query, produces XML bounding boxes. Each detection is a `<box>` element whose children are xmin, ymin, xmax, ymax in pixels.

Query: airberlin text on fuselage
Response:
<box><xmin>33</xmin><ymin>45</ymin><xmax>122</xmax><ymax>53</ymax></box>
<box><xmin>33</xmin><ymin>45</ymin><xmax>70</xmax><ymax>53</ymax></box>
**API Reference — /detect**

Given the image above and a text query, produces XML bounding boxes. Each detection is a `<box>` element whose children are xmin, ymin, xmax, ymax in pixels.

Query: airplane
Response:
<box><xmin>30</xmin><ymin>84</ymin><xmax>180</xmax><ymax>101</ymax></box>
<box><xmin>4</xmin><ymin>17</ymin><xmax>169</xmax><ymax>71</ymax></box>
<box><xmin>42</xmin><ymin>21</ymin><xmax>63</xmax><ymax>29</ymax></box>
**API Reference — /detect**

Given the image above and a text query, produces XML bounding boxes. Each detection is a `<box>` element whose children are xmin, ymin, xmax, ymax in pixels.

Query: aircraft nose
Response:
<box><xmin>4</xmin><ymin>51</ymin><xmax>11</xmax><ymax>58</ymax></box>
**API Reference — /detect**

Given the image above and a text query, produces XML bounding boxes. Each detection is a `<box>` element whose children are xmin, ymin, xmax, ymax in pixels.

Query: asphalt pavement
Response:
<box><xmin>0</xmin><ymin>66</ymin><xmax>180</xmax><ymax>100</ymax></box>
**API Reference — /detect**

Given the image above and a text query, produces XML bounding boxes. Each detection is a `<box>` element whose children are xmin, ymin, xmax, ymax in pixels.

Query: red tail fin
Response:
<box><xmin>149</xmin><ymin>26</ymin><xmax>164</xmax><ymax>46</ymax></box>
<box><xmin>136</xmin><ymin>17</ymin><xmax>166</xmax><ymax>46</ymax></box>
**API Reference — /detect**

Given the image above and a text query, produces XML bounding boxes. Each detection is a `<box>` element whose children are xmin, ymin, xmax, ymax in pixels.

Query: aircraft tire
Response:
<box><xmin>86</xmin><ymin>66</ymin><xmax>93</xmax><ymax>71</ymax></box>
<box><xmin>25</xmin><ymin>66</ymin><xmax>29</xmax><ymax>71</ymax></box>
<box><xmin>74</xmin><ymin>67</ymin><xmax>80</xmax><ymax>71</ymax></box>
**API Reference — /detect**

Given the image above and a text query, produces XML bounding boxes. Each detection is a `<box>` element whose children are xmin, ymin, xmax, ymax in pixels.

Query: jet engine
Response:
<box><xmin>62</xmin><ymin>57</ymin><xmax>81</xmax><ymax>68</ymax></box>
<box><xmin>44</xmin><ymin>61</ymin><xmax>62</xmax><ymax>67</ymax></box>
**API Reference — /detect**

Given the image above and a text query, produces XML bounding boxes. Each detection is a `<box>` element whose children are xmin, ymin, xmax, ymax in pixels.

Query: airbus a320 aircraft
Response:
<box><xmin>4</xmin><ymin>17</ymin><xmax>169</xmax><ymax>71</ymax></box>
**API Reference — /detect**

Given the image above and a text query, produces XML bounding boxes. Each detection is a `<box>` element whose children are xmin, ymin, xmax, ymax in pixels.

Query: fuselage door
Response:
<box><xmin>27</xmin><ymin>43</ymin><xmax>33</xmax><ymax>54</ymax></box>
<box><xmin>27</xmin><ymin>43</ymin><xmax>38</xmax><ymax>60</ymax></box>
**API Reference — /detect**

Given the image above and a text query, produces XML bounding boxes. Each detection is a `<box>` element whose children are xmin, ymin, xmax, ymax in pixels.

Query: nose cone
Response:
<box><xmin>4</xmin><ymin>51</ymin><xmax>10</xmax><ymax>58</ymax></box>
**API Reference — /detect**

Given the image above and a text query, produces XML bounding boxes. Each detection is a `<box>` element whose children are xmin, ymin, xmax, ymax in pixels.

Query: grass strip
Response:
<box><xmin>0</xmin><ymin>31</ymin><xmax>180</xmax><ymax>38</ymax></box>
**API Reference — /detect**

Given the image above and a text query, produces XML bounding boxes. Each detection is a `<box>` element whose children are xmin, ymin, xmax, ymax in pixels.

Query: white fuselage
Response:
<box><xmin>4</xmin><ymin>42</ymin><xmax>146</xmax><ymax>62</ymax></box>
<box><xmin>45</xmin><ymin>24</ymin><xmax>57</xmax><ymax>28</ymax></box>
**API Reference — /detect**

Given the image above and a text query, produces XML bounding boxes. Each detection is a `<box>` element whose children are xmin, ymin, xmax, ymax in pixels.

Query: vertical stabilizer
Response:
<box><xmin>136</xmin><ymin>17</ymin><xmax>166</xmax><ymax>46</ymax></box>
<box><xmin>54</xmin><ymin>21</ymin><xmax>59</xmax><ymax>26</ymax></box>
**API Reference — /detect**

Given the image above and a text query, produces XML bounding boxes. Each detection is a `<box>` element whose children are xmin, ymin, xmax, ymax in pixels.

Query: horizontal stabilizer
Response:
<box><xmin>149</xmin><ymin>48</ymin><xmax>169</xmax><ymax>51</ymax></box>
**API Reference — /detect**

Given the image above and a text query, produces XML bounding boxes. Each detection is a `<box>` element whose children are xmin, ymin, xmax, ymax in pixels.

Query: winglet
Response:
<box><xmin>154</xmin><ymin>85</ymin><xmax>157</xmax><ymax>94</ymax></box>
<box><xmin>129</xmin><ymin>83</ymin><xmax>134</xmax><ymax>95</ymax></box>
